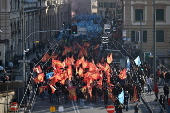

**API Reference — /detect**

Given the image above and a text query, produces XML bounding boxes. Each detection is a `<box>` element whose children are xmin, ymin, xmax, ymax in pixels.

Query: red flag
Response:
<box><xmin>82</xmin><ymin>60</ymin><xmax>88</xmax><ymax>68</ymax></box>
<box><xmin>50</xmin><ymin>53</ymin><xmax>58</xmax><ymax>59</ymax></box>
<box><xmin>68</xmin><ymin>86</ymin><xmax>77</xmax><ymax>100</ymax></box>
<box><xmin>39</xmin><ymin>86</ymin><xmax>47</xmax><ymax>94</ymax></box>
<box><xmin>52</xmin><ymin>59</ymin><xmax>63</xmax><ymax>69</ymax></box>
<box><xmin>67</xmin><ymin>65</ymin><xmax>72</xmax><ymax>80</ymax></box>
<box><xmin>34</xmin><ymin>73</ymin><xmax>45</xmax><ymax>83</ymax></box>
<box><xmin>41</xmin><ymin>53</ymin><xmax>50</xmax><ymax>62</ymax></box>
<box><xmin>83</xmin><ymin>42</ymin><xmax>90</xmax><ymax>48</ymax></box>
<box><xmin>131</xmin><ymin>86</ymin><xmax>138</xmax><ymax>102</ymax></box>
<box><xmin>33</xmin><ymin>65</ymin><xmax>42</xmax><ymax>74</ymax></box>
<box><xmin>97</xmin><ymin>78</ymin><xmax>103</xmax><ymax>88</ymax></box>
<box><xmin>103</xmin><ymin>63</ymin><xmax>110</xmax><ymax>73</ymax></box>
<box><xmin>107</xmin><ymin>53</ymin><xmax>113</xmax><ymax>64</ymax></box>
<box><xmin>50</xmin><ymin>85</ymin><xmax>56</xmax><ymax>94</ymax></box>
<box><xmin>97</xmin><ymin>63</ymin><xmax>104</xmax><ymax>70</ymax></box>
<box><xmin>88</xmin><ymin>62</ymin><xmax>97</xmax><ymax>72</ymax></box>
<box><xmin>62</xmin><ymin>46</ymin><xmax>72</xmax><ymax>56</ymax></box>
<box><xmin>75</xmin><ymin>56</ymin><xmax>84</xmax><ymax>68</ymax></box>
<box><xmin>78</xmin><ymin>67</ymin><xmax>84</xmax><ymax>77</ymax></box>
<box><xmin>49</xmin><ymin>73</ymin><xmax>61</xmax><ymax>85</ymax></box>
<box><xmin>74</xmin><ymin>42</ymin><xmax>81</xmax><ymax>49</ymax></box>
<box><xmin>118</xmin><ymin>68</ymin><xmax>127</xmax><ymax>79</ymax></box>
<box><xmin>94</xmin><ymin>44</ymin><xmax>100</xmax><ymax>50</ymax></box>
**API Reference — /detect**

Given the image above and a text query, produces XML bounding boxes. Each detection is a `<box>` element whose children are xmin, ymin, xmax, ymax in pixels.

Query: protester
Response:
<box><xmin>97</xmin><ymin>87</ymin><xmax>103</xmax><ymax>105</ymax></box>
<box><xmin>27</xmin><ymin>88</ymin><xmax>30</xmax><ymax>100</ymax></box>
<box><xmin>159</xmin><ymin>94</ymin><xmax>165</xmax><ymax>112</ymax></box>
<box><xmin>146</xmin><ymin>76</ymin><xmax>152</xmax><ymax>94</ymax></box>
<box><xmin>103</xmin><ymin>86</ymin><xmax>109</xmax><ymax>106</ymax></box>
<box><xmin>134</xmin><ymin>103</ymin><xmax>139</xmax><ymax>113</ymax></box>
<box><xmin>163</xmin><ymin>83</ymin><xmax>169</xmax><ymax>102</ymax></box>
<box><xmin>55</xmin><ymin>87</ymin><xmax>61</xmax><ymax>105</ymax></box>
<box><xmin>124</xmin><ymin>91</ymin><xmax>129</xmax><ymax>111</ymax></box>
<box><xmin>159</xmin><ymin>70</ymin><xmax>165</xmax><ymax>85</ymax></box>
<box><xmin>63</xmin><ymin>86</ymin><xmax>69</xmax><ymax>104</ymax></box>
<box><xmin>92</xmin><ymin>85</ymin><xmax>97</xmax><ymax>103</ymax></box>
<box><xmin>79</xmin><ymin>90</ymin><xmax>85</xmax><ymax>106</ymax></box>
<box><xmin>153</xmin><ymin>83</ymin><xmax>159</xmax><ymax>101</ymax></box>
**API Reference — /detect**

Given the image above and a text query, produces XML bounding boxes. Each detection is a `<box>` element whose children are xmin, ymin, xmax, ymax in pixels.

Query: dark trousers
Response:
<box><xmin>155</xmin><ymin>92</ymin><xmax>158</xmax><ymax>100</ymax></box>
<box><xmin>92</xmin><ymin>94</ymin><xmax>97</xmax><ymax>102</ymax></box>
<box><xmin>104</xmin><ymin>96</ymin><xmax>108</xmax><ymax>105</ymax></box>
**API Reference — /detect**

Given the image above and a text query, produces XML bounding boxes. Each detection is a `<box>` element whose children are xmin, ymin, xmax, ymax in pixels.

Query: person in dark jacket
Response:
<box><xmin>27</xmin><ymin>88</ymin><xmax>30</xmax><ymax>100</ymax></box>
<box><xmin>92</xmin><ymin>85</ymin><xmax>97</xmax><ymax>103</ymax></box>
<box><xmin>55</xmin><ymin>87</ymin><xmax>61</xmax><ymax>105</ymax></box>
<box><xmin>134</xmin><ymin>103</ymin><xmax>139</xmax><ymax>113</ymax></box>
<box><xmin>97</xmin><ymin>87</ymin><xmax>103</xmax><ymax>105</ymax></box>
<box><xmin>159</xmin><ymin>94</ymin><xmax>165</xmax><ymax>112</ymax></box>
<box><xmin>124</xmin><ymin>91</ymin><xmax>129</xmax><ymax>111</ymax></box>
<box><xmin>79</xmin><ymin>90</ymin><xmax>85</xmax><ymax>106</ymax></box>
<box><xmin>163</xmin><ymin>83</ymin><xmax>169</xmax><ymax>102</ymax></box>
<box><xmin>103</xmin><ymin>86</ymin><xmax>108</xmax><ymax>105</ymax></box>
<box><xmin>76</xmin><ymin>85</ymin><xmax>82</xmax><ymax>101</ymax></box>
<box><xmin>63</xmin><ymin>86</ymin><xmax>69</xmax><ymax>104</ymax></box>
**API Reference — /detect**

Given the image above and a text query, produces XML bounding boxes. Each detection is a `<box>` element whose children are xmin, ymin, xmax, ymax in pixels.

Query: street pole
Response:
<box><xmin>140</xmin><ymin>13</ymin><xmax>143</xmax><ymax>63</ymax></box>
<box><xmin>22</xmin><ymin>0</ymin><xmax>26</xmax><ymax>86</ymax></box>
<box><xmin>153</xmin><ymin>0</ymin><xmax>156</xmax><ymax>84</ymax></box>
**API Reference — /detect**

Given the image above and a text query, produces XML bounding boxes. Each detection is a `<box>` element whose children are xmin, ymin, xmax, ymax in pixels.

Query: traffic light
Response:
<box><xmin>71</xmin><ymin>25</ymin><xmax>77</xmax><ymax>34</ymax></box>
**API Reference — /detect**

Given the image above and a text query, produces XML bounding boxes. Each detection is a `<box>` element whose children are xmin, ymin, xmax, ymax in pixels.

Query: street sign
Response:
<box><xmin>36</xmin><ymin>41</ymin><xmax>39</xmax><ymax>43</ymax></box>
<box><xmin>106</xmin><ymin>105</ymin><xmax>115</xmax><ymax>113</ymax></box>
<box><xmin>50</xmin><ymin>106</ymin><xmax>56</xmax><ymax>112</ymax></box>
<box><xmin>18</xmin><ymin>60</ymin><xmax>30</xmax><ymax>63</ymax></box>
<box><xmin>10</xmin><ymin>102</ymin><xmax>18</xmax><ymax>111</ymax></box>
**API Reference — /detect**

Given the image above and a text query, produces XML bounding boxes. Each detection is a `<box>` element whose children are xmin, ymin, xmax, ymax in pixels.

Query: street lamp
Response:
<box><xmin>153</xmin><ymin>0</ymin><xmax>156</xmax><ymax>84</ymax></box>
<box><xmin>0</xmin><ymin>30</ymin><xmax>2</xmax><ymax>33</ymax></box>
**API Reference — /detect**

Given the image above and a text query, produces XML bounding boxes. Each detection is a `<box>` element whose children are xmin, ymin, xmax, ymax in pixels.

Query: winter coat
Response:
<box><xmin>153</xmin><ymin>84</ymin><xmax>159</xmax><ymax>93</ymax></box>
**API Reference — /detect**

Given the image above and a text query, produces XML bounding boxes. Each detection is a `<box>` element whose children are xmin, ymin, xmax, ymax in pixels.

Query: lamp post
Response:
<box><xmin>153</xmin><ymin>0</ymin><xmax>156</xmax><ymax>84</ymax></box>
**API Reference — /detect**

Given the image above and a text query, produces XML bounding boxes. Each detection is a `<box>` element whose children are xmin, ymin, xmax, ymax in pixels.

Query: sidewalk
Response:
<box><xmin>142</xmin><ymin>84</ymin><xmax>167</xmax><ymax>113</ymax></box>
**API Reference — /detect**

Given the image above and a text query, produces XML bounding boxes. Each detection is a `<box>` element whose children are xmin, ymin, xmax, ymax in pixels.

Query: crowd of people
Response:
<box><xmin>24</xmin><ymin>37</ymin><xmax>170</xmax><ymax>113</ymax></box>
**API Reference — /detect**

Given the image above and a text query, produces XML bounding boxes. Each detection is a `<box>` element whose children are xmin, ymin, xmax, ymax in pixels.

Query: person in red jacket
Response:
<box><xmin>153</xmin><ymin>83</ymin><xmax>159</xmax><ymax>101</ymax></box>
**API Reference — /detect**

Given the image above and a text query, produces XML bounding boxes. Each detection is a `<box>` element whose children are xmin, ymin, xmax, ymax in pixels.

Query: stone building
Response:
<box><xmin>71</xmin><ymin>0</ymin><xmax>92</xmax><ymax>17</ymax></box>
<box><xmin>123</xmin><ymin>0</ymin><xmax>170</xmax><ymax>64</ymax></box>
<box><xmin>0</xmin><ymin>0</ymin><xmax>71</xmax><ymax>67</ymax></box>
<box><xmin>97</xmin><ymin>0</ymin><xmax>123</xmax><ymax>20</ymax></box>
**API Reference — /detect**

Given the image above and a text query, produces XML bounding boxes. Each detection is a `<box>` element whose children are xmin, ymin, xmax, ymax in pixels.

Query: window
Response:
<box><xmin>143</xmin><ymin>31</ymin><xmax>147</xmax><ymax>42</ymax></box>
<box><xmin>131</xmin><ymin>31</ymin><xmax>135</xmax><ymax>41</ymax></box>
<box><xmin>156</xmin><ymin>30</ymin><xmax>164</xmax><ymax>42</ymax></box>
<box><xmin>98</xmin><ymin>2</ymin><xmax>103</xmax><ymax>8</ymax></box>
<box><xmin>135</xmin><ymin>9</ymin><xmax>143</xmax><ymax>21</ymax></box>
<box><xmin>156</xmin><ymin>9</ymin><xmax>164</xmax><ymax>21</ymax></box>
<box><xmin>104</xmin><ymin>2</ymin><xmax>107</xmax><ymax>8</ymax></box>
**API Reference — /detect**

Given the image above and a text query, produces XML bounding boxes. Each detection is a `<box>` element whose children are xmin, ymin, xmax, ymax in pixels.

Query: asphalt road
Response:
<box><xmin>31</xmin><ymin>93</ymin><xmax>149</xmax><ymax>113</ymax></box>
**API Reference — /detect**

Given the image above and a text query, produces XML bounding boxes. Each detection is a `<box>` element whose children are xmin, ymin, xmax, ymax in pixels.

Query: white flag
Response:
<box><xmin>134</xmin><ymin>56</ymin><xmax>141</xmax><ymax>66</ymax></box>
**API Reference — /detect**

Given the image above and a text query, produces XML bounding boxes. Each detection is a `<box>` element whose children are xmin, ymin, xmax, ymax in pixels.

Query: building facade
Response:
<box><xmin>123</xmin><ymin>0</ymin><xmax>170</xmax><ymax>64</ymax></box>
<box><xmin>71</xmin><ymin>0</ymin><xmax>92</xmax><ymax>17</ymax></box>
<box><xmin>97</xmin><ymin>0</ymin><xmax>123</xmax><ymax>20</ymax></box>
<box><xmin>0</xmin><ymin>0</ymin><xmax>71</xmax><ymax>67</ymax></box>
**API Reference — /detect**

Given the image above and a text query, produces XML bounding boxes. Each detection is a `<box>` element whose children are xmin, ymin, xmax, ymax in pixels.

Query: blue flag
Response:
<box><xmin>46</xmin><ymin>72</ymin><xmax>54</xmax><ymax>79</ymax></box>
<box><xmin>134</xmin><ymin>56</ymin><xmax>141</xmax><ymax>66</ymax></box>
<box><xmin>118</xmin><ymin>90</ymin><xmax>124</xmax><ymax>104</ymax></box>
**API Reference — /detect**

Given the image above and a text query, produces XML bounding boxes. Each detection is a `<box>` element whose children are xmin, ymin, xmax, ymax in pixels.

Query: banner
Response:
<box><xmin>68</xmin><ymin>86</ymin><xmax>77</xmax><ymax>100</ymax></box>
